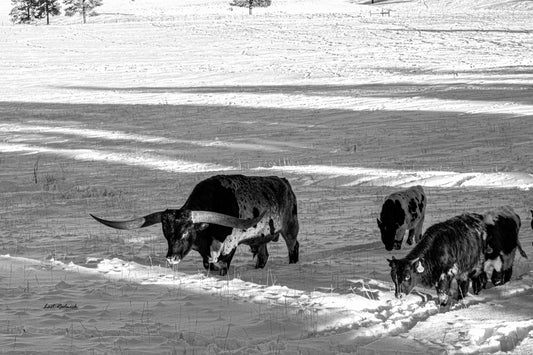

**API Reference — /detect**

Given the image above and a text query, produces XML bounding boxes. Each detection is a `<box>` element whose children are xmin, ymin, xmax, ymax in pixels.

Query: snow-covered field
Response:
<box><xmin>1</xmin><ymin>0</ymin><xmax>532</xmax><ymax>353</ymax></box>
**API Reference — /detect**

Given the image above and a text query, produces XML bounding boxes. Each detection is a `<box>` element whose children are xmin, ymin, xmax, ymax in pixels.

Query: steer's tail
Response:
<box><xmin>90</xmin><ymin>212</ymin><xmax>162</xmax><ymax>230</ymax></box>
<box><xmin>517</xmin><ymin>239</ymin><xmax>528</xmax><ymax>259</ymax></box>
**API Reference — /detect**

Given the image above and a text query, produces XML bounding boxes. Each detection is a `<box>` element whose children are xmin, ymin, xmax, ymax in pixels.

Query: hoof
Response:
<box><xmin>255</xmin><ymin>251</ymin><xmax>268</xmax><ymax>269</ymax></box>
<box><xmin>289</xmin><ymin>241</ymin><xmax>299</xmax><ymax>264</ymax></box>
<box><xmin>205</xmin><ymin>261</ymin><xmax>228</xmax><ymax>276</ymax></box>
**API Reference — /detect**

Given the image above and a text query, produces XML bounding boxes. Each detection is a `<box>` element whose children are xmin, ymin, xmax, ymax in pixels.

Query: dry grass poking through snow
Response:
<box><xmin>0</xmin><ymin>0</ymin><xmax>533</xmax><ymax>353</ymax></box>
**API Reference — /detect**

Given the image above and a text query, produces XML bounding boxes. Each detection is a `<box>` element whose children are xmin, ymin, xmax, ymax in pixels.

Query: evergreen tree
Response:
<box><xmin>230</xmin><ymin>0</ymin><xmax>271</xmax><ymax>15</ymax></box>
<box><xmin>64</xmin><ymin>0</ymin><xmax>103</xmax><ymax>24</ymax></box>
<box><xmin>10</xmin><ymin>0</ymin><xmax>36</xmax><ymax>24</ymax></box>
<box><xmin>34</xmin><ymin>0</ymin><xmax>61</xmax><ymax>25</ymax></box>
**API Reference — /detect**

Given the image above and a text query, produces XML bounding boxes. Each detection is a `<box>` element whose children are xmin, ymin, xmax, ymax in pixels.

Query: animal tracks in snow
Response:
<box><xmin>3</xmin><ymin>248</ymin><xmax>533</xmax><ymax>353</ymax></box>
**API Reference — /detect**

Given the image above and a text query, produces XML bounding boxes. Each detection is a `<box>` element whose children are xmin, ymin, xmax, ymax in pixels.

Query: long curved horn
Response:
<box><xmin>90</xmin><ymin>212</ymin><xmax>162</xmax><ymax>230</ymax></box>
<box><xmin>190</xmin><ymin>210</ymin><xmax>266</xmax><ymax>229</ymax></box>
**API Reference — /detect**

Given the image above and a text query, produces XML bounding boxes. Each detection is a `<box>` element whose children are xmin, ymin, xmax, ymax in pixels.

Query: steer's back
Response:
<box><xmin>408</xmin><ymin>213</ymin><xmax>485</xmax><ymax>287</ymax></box>
<box><xmin>484</xmin><ymin>206</ymin><xmax>522</xmax><ymax>256</ymax></box>
<box><xmin>381</xmin><ymin>185</ymin><xmax>426</xmax><ymax>225</ymax></box>
<box><xmin>184</xmin><ymin>175</ymin><xmax>297</xmax><ymax>241</ymax></box>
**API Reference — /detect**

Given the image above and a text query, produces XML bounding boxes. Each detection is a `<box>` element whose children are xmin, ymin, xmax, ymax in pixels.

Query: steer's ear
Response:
<box><xmin>387</xmin><ymin>256</ymin><xmax>396</xmax><ymax>267</ymax></box>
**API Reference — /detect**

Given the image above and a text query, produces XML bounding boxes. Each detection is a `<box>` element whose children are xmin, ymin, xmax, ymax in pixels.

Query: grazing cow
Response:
<box><xmin>377</xmin><ymin>185</ymin><xmax>426</xmax><ymax>251</ymax></box>
<box><xmin>388</xmin><ymin>213</ymin><xmax>486</xmax><ymax>306</ymax></box>
<box><xmin>91</xmin><ymin>175</ymin><xmax>300</xmax><ymax>276</ymax></box>
<box><xmin>482</xmin><ymin>206</ymin><xmax>528</xmax><ymax>287</ymax></box>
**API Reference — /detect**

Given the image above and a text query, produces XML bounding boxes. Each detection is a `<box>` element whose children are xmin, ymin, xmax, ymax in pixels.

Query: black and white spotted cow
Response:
<box><xmin>377</xmin><ymin>185</ymin><xmax>426</xmax><ymax>251</ymax></box>
<box><xmin>91</xmin><ymin>175</ymin><xmax>299</xmax><ymax>276</ymax></box>
<box><xmin>388</xmin><ymin>213</ymin><xmax>486</xmax><ymax>306</ymax></box>
<box><xmin>482</xmin><ymin>206</ymin><xmax>528</xmax><ymax>287</ymax></box>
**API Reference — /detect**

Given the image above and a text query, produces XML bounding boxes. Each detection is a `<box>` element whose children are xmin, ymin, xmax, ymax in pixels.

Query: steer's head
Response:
<box><xmin>90</xmin><ymin>209</ymin><xmax>265</xmax><ymax>267</ymax></box>
<box><xmin>378</xmin><ymin>218</ymin><xmax>406</xmax><ymax>251</ymax></box>
<box><xmin>378</xmin><ymin>199</ymin><xmax>408</xmax><ymax>251</ymax></box>
<box><xmin>161</xmin><ymin>209</ymin><xmax>201</xmax><ymax>265</ymax></box>
<box><xmin>162</xmin><ymin>209</ymin><xmax>265</xmax><ymax>266</ymax></box>
<box><xmin>388</xmin><ymin>256</ymin><xmax>424</xmax><ymax>298</ymax></box>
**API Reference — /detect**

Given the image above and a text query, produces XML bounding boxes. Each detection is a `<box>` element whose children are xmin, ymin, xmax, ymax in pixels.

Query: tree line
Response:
<box><xmin>10</xmin><ymin>0</ymin><xmax>274</xmax><ymax>25</ymax></box>
<box><xmin>10</xmin><ymin>0</ymin><xmax>103</xmax><ymax>25</ymax></box>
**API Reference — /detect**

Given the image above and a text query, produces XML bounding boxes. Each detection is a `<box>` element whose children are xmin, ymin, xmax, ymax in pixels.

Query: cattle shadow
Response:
<box><xmin>1</xmin><ymin>100</ymin><xmax>531</xmax><ymax>181</ymax></box>
<box><xmin>391</xmin><ymin>28</ymin><xmax>533</xmax><ymax>34</ymax></box>
<box><xmin>376</xmin><ymin>65</ymin><xmax>533</xmax><ymax>77</ymax></box>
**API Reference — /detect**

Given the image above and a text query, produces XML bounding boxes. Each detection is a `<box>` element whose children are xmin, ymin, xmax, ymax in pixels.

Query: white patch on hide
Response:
<box><xmin>448</xmin><ymin>263</ymin><xmax>459</xmax><ymax>276</ymax></box>
<box><xmin>483</xmin><ymin>213</ymin><xmax>495</xmax><ymax>226</ymax></box>
<box><xmin>209</xmin><ymin>240</ymin><xmax>222</xmax><ymax>263</ymax></box>
<box><xmin>484</xmin><ymin>257</ymin><xmax>503</xmax><ymax>275</ymax></box>
<box><xmin>501</xmin><ymin>248</ymin><xmax>517</xmax><ymax>270</ymax></box>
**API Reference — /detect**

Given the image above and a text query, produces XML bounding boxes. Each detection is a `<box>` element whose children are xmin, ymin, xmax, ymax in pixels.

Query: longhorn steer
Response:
<box><xmin>91</xmin><ymin>174</ymin><xmax>299</xmax><ymax>276</ymax></box>
<box><xmin>482</xmin><ymin>206</ymin><xmax>528</xmax><ymax>287</ymax></box>
<box><xmin>377</xmin><ymin>185</ymin><xmax>426</xmax><ymax>251</ymax></box>
<box><xmin>388</xmin><ymin>213</ymin><xmax>486</xmax><ymax>306</ymax></box>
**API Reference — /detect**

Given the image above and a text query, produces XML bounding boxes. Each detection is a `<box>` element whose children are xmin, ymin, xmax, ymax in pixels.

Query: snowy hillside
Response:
<box><xmin>1</xmin><ymin>0</ymin><xmax>532</xmax><ymax>353</ymax></box>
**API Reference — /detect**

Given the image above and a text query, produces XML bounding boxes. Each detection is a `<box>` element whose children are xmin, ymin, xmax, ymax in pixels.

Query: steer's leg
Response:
<box><xmin>501</xmin><ymin>250</ymin><xmax>515</xmax><ymax>284</ymax></box>
<box><xmin>251</xmin><ymin>243</ymin><xmax>269</xmax><ymax>269</ymax></box>
<box><xmin>456</xmin><ymin>279</ymin><xmax>470</xmax><ymax>300</ymax></box>
<box><xmin>491</xmin><ymin>270</ymin><xmax>504</xmax><ymax>286</ymax></box>
<box><xmin>202</xmin><ymin>248</ymin><xmax>236</xmax><ymax>276</ymax></box>
<box><xmin>413</xmin><ymin>215</ymin><xmax>425</xmax><ymax>244</ymax></box>
<box><xmin>208</xmin><ymin>239</ymin><xmax>222</xmax><ymax>264</ymax></box>
<box><xmin>282</xmin><ymin>218</ymin><xmax>299</xmax><ymax>264</ymax></box>
<box><xmin>202</xmin><ymin>257</ymin><xmax>224</xmax><ymax>274</ymax></box>
<box><xmin>217</xmin><ymin>248</ymin><xmax>237</xmax><ymax>276</ymax></box>
<box><xmin>471</xmin><ymin>272</ymin><xmax>487</xmax><ymax>295</ymax></box>
<box><xmin>406</xmin><ymin>228</ymin><xmax>416</xmax><ymax>246</ymax></box>
<box><xmin>503</xmin><ymin>267</ymin><xmax>513</xmax><ymax>284</ymax></box>
<box><xmin>288</xmin><ymin>240</ymin><xmax>299</xmax><ymax>264</ymax></box>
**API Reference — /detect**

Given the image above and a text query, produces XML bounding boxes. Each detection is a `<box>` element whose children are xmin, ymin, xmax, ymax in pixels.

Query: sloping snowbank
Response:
<box><xmin>256</xmin><ymin>165</ymin><xmax>533</xmax><ymax>190</ymax></box>
<box><xmin>3</xmin><ymin>254</ymin><xmax>533</xmax><ymax>353</ymax></box>
<box><xmin>0</xmin><ymin>142</ymin><xmax>232</xmax><ymax>173</ymax></box>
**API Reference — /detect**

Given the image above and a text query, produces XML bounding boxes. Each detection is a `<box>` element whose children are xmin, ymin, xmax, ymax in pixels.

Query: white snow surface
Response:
<box><xmin>3</xmin><ymin>254</ymin><xmax>533</xmax><ymax>354</ymax></box>
<box><xmin>1</xmin><ymin>0</ymin><xmax>533</xmax><ymax>354</ymax></box>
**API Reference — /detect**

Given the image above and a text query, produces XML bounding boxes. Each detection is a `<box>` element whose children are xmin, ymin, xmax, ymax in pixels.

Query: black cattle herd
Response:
<box><xmin>92</xmin><ymin>174</ymin><xmax>531</xmax><ymax>306</ymax></box>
